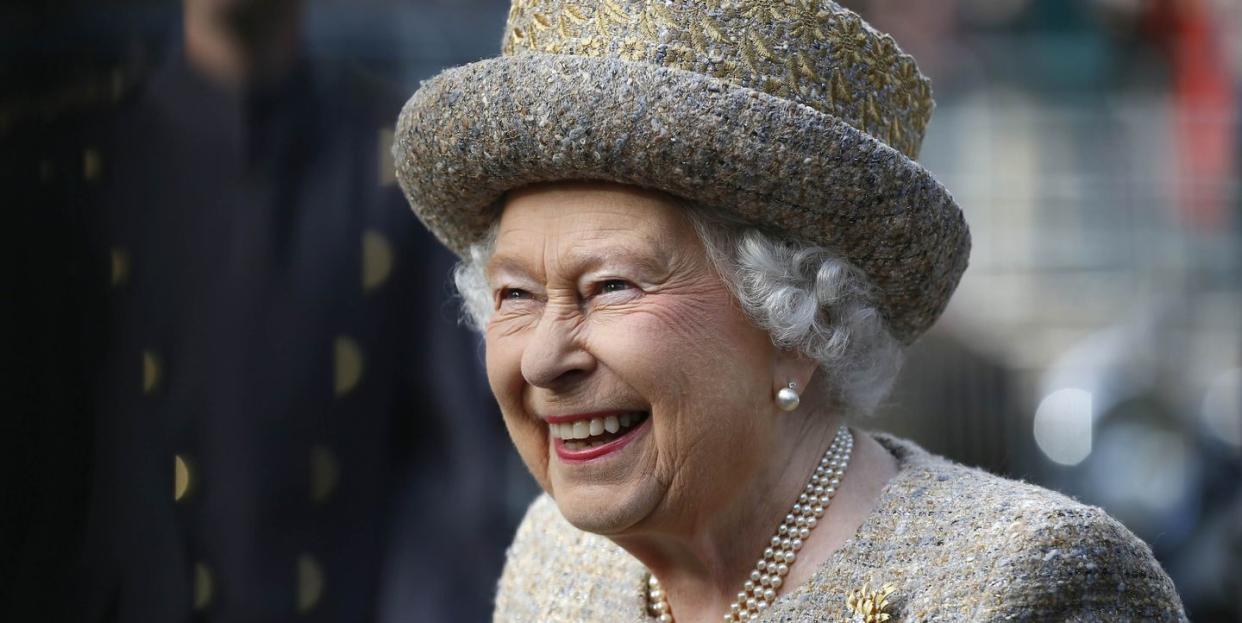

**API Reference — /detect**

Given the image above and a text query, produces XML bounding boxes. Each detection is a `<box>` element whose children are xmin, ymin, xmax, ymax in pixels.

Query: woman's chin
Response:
<box><xmin>543</xmin><ymin>413</ymin><xmax>661</xmax><ymax>534</ymax></box>
<box><xmin>550</xmin><ymin>480</ymin><xmax>660</xmax><ymax>536</ymax></box>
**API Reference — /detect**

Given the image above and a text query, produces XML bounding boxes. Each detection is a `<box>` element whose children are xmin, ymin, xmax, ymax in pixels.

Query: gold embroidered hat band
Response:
<box><xmin>393</xmin><ymin>0</ymin><xmax>971</xmax><ymax>344</ymax></box>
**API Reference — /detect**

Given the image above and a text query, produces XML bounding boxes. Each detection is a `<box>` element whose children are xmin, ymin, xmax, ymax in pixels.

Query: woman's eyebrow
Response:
<box><xmin>564</xmin><ymin>246</ymin><xmax>670</xmax><ymax>278</ymax></box>
<box><xmin>485</xmin><ymin>254</ymin><xmax>535</xmax><ymax>281</ymax></box>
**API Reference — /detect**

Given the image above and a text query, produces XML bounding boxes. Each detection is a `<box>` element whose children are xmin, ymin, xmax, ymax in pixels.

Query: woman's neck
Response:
<box><xmin>610</xmin><ymin>405</ymin><xmax>895</xmax><ymax>623</ymax></box>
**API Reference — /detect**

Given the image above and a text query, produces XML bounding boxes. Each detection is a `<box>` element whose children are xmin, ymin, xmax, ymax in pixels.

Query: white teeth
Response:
<box><xmin>550</xmin><ymin>412</ymin><xmax>647</xmax><ymax>441</ymax></box>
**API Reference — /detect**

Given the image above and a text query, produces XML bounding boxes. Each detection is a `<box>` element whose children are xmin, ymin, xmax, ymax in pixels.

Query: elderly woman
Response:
<box><xmin>393</xmin><ymin>1</ymin><xmax>1188</xmax><ymax>621</ymax></box>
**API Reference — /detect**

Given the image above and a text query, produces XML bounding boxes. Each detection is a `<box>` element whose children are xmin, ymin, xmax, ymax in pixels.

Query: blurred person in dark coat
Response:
<box><xmin>71</xmin><ymin>0</ymin><xmax>526</xmax><ymax>621</ymax></box>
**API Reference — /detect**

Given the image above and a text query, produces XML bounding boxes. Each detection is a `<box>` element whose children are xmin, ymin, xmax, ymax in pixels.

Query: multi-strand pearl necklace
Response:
<box><xmin>646</xmin><ymin>424</ymin><xmax>854</xmax><ymax>622</ymax></box>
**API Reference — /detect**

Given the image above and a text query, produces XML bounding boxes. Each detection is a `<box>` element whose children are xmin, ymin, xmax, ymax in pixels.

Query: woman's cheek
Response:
<box><xmin>619</xmin><ymin>294</ymin><xmax>740</xmax><ymax>360</ymax></box>
<box><xmin>510</xmin><ymin>422</ymin><xmax>552</xmax><ymax>492</ymax></box>
<box><xmin>483</xmin><ymin>332</ymin><xmax>519</xmax><ymax>410</ymax></box>
<box><xmin>485</xmin><ymin>328</ymin><xmax>550</xmax><ymax>482</ymax></box>
<box><xmin>585</xmin><ymin>301</ymin><xmax>735</xmax><ymax>422</ymax></box>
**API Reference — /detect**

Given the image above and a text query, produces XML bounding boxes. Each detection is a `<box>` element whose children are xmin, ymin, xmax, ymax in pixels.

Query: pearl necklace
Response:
<box><xmin>646</xmin><ymin>425</ymin><xmax>854</xmax><ymax>623</ymax></box>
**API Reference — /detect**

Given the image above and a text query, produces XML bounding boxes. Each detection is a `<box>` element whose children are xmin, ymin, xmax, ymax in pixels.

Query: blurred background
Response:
<box><xmin>2</xmin><ymin>0</ymin><xmax>1238</xmax><ymax>621</ymax></box>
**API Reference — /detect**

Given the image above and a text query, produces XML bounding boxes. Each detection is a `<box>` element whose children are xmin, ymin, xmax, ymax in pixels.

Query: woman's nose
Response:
<box><xmin>520</xmin><ymin>306</ymin><xmax>595</xmax><ymax>389</ymax></box>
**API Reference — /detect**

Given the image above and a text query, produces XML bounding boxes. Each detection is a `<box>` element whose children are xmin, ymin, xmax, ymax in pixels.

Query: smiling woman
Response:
<box><xmin>391</xmin><ymin>1</ymin><xmax>1188</xmax><ymax>621</ymax></box>
<box><xmin>481</xmin><ymin>183</ymin><xmax>832</xmax><ymax>540</ymax></box>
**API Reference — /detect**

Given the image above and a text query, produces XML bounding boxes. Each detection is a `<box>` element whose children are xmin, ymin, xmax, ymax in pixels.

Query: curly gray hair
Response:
<box><xmin>451</xmin><ymin>203</ymin><xmax>904</xmax><ymax>416</ymax></box>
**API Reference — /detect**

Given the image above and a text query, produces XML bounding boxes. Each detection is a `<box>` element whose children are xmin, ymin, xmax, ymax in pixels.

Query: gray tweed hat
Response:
<box><xmin>393</xmin><ymin>0</ymin><xmax>970</xmax><ymax>344</ymax></box>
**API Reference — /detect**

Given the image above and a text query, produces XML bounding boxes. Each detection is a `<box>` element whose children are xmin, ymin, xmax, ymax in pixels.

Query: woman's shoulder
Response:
<box><xmin>494</xmin><ymin>494</ymin><xmax>646</xmax><ymax>622</ymax></box>
<box><xmin>776</xmin><ymin>432</ymin><xmax>1188</xmax><ymax>621</ymax></box>
<box><xmin>492</xmin><ymin>437</ymin><xmax>1189</xmax><ymax>622</ymax></box>
<box><xmin>870</xmin><ymin>432</ymin><xmax>1127</xmax><ymax>532</ymax></box>
<box><xmin>869</xmin><ymin>433</ymin><xmax>1169</xmax><ymax>564</ymax></box>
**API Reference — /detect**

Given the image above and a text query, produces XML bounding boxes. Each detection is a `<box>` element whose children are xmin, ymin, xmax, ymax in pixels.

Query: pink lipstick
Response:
<box><xmin>548</xmin><ymin>411</ymin><xmax>651</xmax><ymax>462</ymax></box>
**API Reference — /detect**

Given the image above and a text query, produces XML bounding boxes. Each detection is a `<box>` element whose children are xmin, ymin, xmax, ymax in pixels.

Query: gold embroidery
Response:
<box><xmin>738</xmin><ymin>36</ymin><xmax>760</xmax><ymax>74</ymax></box>
<box><xmin>689</xmin><ymin>24</ymin><xmax>709</xmax><ymax>55</ymax></box>
<box><xmin>665</xmin><ymin>44</ymin><xmax>698</xmax><ymax>68</ymax></box>
<box><xmin>793</xmin><ymin>52</ymin><xmax>816</xmax><ymax>80</ymax></box>
<box><xmin>593</xmin><ymin>0</ymin><xmax>630</xmax><ymax>40</ymax></box>
<box><xmin>638</xmin><ymin>12</ymin><xmax>658</xmax><ymax>39</ymax></box>
<box><xmin>617</xmin><ymin>36</ymin><xmax>645</xmax><ymax>62</ymax></box>
<box><xmin>828</xmin><ymin>13</ymin><xmax>867</xmax><ymax>67</ymax></box>
<box><xmin>638</xmin><ymin>2</ymin><xmax>675</xmax><ymax>40</ymax></box>
<box><xmin>829</xmin><ymin>69</ymin><xmax>853</xmax><ymax>109</ymax></box>
<box><xmin>747</xmin><ymin>30</ymin><xmax>777</xmax><ymax>62</ymax></box>
<box><xmin>593</xmin><ymin>36</ymin><xmax>612</xmax><ymax>55</ymax></box>
<box><xmin>742</xmin><ymin>0</ymin><xmax>786</xmax><ymax>23</ymax></box>
<box><xmin>887</xmin><ymin>115</ymin><xmax>904</xmax><ymax>148</ymax></box>
<box><xmin>863</xmin><ymin>94</ymin><xmax>885</xmax><ymax>134</ymax></box>
<box><xmin>503</xmin><ymin>0</ymin><xmax>932</xmax><ymax>158</ymax></box>
<box><xmin>507</xmin><ymin>0</ymin><xmax>527</xmax><ymax>22</ymax></box>
<box><xmin>598</xmin><ymin>0</ymin><xmax>629</xmax><ymax>24</ymax></box>
<box><xmin>763</xmin><ymin>75</ymin><xmax>786</xmax><ymax>98</ymax></box>
<box><xmin>504</xmin><ymin>26</ymin><xmax>528</xmax><ymax>55</ymax></box>
<box><xmin>865</xmin><ymin>36</ymin><xmax>901</xmax><ymax>90</ymax></box>
<box><xmin>563</xmin><ymin>4</ymin><xmax>587</xmax><ymax>22</ymax></box>
<box><xmin>789</xmin><ymin>16</ymin><xmax>828</xmax><ymax>42</ymax></box>
<box><xmin>702</xmin><ymin>17</ymin><xmax>725</xmax><ymax>43</ymax></box>
<box><xmin>783</xmin><ymin>64</ymin><xmax>804</xmax><ymax>101</ymax></box>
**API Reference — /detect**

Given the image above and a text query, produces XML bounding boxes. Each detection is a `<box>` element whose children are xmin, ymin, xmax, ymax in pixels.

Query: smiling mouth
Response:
<box><xmin>550</xmin><ymin>411</ymin><xmax>648</xmax><ymax>449</ymax></box>
<box><xmin>549</xmin><ymin>412</ymin><xmax>650</xmax><ymax>457</ymax></box>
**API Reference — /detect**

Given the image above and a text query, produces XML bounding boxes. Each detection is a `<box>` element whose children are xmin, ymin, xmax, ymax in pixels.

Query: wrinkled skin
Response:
<box><xmin>483</xmin><ymin>181</ymin><xmax>896</xmax><ymax>622</ymax></box>
<box><xmin>485</xmin><ymin>182</ymin><xmax>797</xmax><ymax>536</ymax></box>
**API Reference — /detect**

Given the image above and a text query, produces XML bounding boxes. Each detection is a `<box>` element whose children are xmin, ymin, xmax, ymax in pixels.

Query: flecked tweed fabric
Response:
<box><xmin>393</xmin><ymin>0</ymin><xmax>971</xmax><ymax>344</ymax></box>
<box><xmin>493</xmin><ymin>433</ymin><xmax>1188</xmax><ymax>622</ymax></box>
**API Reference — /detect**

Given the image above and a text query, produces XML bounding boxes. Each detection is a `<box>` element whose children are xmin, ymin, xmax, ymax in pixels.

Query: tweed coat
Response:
<box><xmin>494</xmin><ymin>433</ymin><xmax>1188</xmax><ymax>622</ymax></box>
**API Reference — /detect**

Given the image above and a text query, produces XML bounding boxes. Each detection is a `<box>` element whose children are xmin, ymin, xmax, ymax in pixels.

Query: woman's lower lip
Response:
<box><xmin>553</xmin><ymin>416</ymin><xmax>650</xmax><ymax>463</ymax></box>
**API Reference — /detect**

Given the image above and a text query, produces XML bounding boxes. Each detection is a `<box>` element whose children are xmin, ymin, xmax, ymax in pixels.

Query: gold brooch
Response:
<box><xmin>846</xmin><ymin>582</ymin><xmax>897</xmax><ymax>622</ymax></box>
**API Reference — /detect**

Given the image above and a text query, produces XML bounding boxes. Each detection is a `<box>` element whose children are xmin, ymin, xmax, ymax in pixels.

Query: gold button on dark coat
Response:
<box><xmin>72</xmin><ymin>41</ymin><xmax>521</xmax><ymax>623</ymax></box>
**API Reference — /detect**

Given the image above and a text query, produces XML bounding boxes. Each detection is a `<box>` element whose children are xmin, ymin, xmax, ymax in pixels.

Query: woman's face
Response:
<box><xmin>484</xmin><ymin>182</ymin><xmax>783</xmax><ymax>535</ymax></box>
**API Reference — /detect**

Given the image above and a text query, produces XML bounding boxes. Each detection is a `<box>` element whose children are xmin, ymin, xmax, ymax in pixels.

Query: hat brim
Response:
<box><xmin>394</xmin><ymin>53</ymin><xmax>969</xmax><ymax>344</ymax></box>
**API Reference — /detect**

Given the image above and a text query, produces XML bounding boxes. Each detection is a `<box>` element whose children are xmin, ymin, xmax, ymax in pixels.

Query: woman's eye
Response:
<box><xmin>499</xmin><ymin>287</ymin><xmax>531</xmax><ymax>301</ymax></box>
<box><xmin>597</xmin><ymin>280</ymin><xmax>632</xmax><ymax>295</ymax></box>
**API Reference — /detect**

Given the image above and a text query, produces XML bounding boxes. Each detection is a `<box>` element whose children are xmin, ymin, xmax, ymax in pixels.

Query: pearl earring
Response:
<box><xmin>776</xmin><ymin>382</ymin><xmax>800</xmax><ymax>412</ymax></box>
